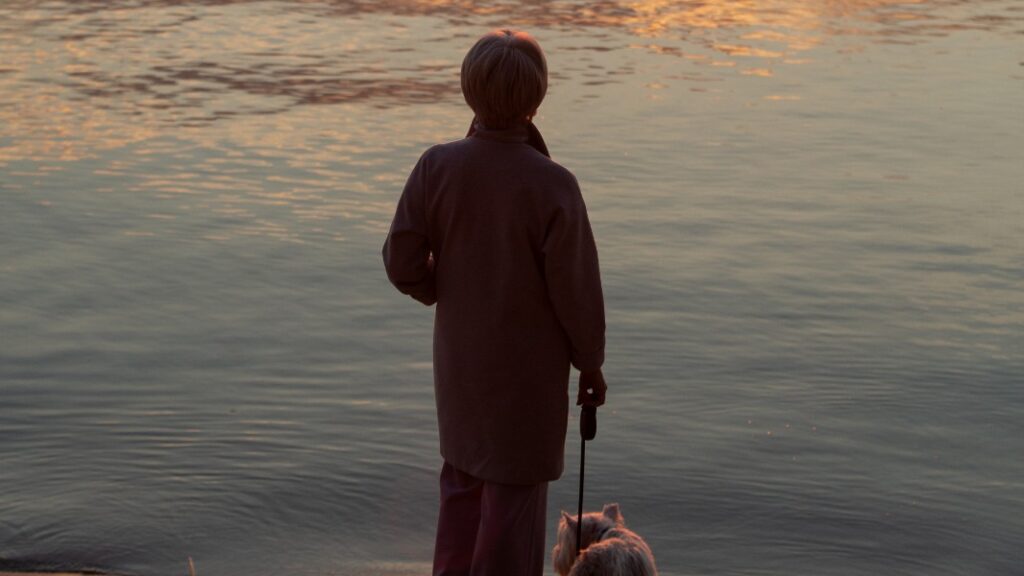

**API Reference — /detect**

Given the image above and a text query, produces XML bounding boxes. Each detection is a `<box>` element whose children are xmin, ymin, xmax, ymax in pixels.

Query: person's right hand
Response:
<box><xmin>577</xmin><ymin>369</ymin><xmax>607</xmax><ymax>408</ymax></box>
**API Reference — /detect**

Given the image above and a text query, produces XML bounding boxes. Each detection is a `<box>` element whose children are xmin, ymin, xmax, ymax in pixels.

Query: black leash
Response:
<box><xmin>576</xmin><ymin>404</ymin><xmax>597</xmax><ymax>557</ymax></box>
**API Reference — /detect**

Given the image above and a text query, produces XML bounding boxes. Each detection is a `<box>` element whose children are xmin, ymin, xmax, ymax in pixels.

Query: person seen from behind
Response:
<box><xmin>383</xmin><ymin>28</ymin><xmax>607</xmax><ymax>576</ymax></box>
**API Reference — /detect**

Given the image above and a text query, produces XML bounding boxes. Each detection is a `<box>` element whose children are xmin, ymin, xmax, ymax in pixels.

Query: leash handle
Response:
<box><xmin>580</xmin><ymin>404</ymin><xmax>597</xmax><ymax>440</ymax></box>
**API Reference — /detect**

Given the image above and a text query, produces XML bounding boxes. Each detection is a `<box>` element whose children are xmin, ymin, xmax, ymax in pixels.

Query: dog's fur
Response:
<box><xmin>552</xmin><ymin>503</ymin><xmax>657</xmax><ymax>576</ymax></box>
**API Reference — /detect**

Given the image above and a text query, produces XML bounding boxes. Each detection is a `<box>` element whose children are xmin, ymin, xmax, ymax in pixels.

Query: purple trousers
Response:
<box><xmin>433</xmin><ymin>461</ymin><xmax>549</xmax><ymax>576</ymax></box>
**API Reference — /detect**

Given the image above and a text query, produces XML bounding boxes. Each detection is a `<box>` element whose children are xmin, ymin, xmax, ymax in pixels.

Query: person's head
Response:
<box><xmin>461</xmin><ymin>29</ymin><xmax>548</xmax><ymax>129</ymax></box>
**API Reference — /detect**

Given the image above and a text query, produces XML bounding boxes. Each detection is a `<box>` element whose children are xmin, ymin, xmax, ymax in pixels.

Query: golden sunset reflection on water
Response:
<box><xmin>2</xmin><ymin>0</ymin><xmax>1019</xmax><ymax>167</ymax></box>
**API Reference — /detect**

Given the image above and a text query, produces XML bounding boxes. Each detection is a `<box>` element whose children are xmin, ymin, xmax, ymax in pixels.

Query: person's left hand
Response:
<box><xmin>577</xmin><ymin>369</ymin><xmax>607</xmax><ymax>408</ymax></box>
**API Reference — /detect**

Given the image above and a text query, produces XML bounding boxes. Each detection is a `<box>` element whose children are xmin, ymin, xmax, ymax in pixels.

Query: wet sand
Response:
<box><xmin>0</xmin><ymin>564</ymin><xmax>430</xmax><ymax>576</ymax></box>
<box><xmin>0</xmin><ymin>569</ymin><xmax>98</xmax><ymax>573</ymax></box>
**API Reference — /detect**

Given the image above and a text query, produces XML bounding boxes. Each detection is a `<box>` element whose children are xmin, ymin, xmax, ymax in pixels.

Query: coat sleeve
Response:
<box><xmin>542</xmin><ymin>176</ymin><xmax>606</xmax><ymax>372</ymax></box>
<box><xmin>383</xmin><ymin>151</ymin><xmax>436</xmax><ymax>306</ymax></box>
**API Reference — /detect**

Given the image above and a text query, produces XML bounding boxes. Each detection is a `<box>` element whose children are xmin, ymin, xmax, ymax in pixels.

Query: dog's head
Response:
<box><xmin>551</xmin><ymin>503</ymin><xmax>626</xmax><ymax>576</ymax></box>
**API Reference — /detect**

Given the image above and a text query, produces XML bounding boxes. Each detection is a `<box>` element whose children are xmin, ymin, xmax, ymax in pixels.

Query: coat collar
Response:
<box><xmin>466</xmin><ymin>118</ymin><xmax>551</xmax><ymax>158</ymax></box>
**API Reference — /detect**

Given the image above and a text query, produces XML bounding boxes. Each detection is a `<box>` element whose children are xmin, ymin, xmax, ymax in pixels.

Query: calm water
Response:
<box><xmin>1</xmin><ymin>1</ymin><xmax>1022</xmax><ymax>575</ymax></box>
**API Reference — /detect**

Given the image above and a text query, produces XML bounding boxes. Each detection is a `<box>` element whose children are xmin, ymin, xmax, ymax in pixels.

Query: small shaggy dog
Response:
<box><xmin>552</xmin><ymin>503</ymin><xmax>657</xmax><ymax>576</ymax></box>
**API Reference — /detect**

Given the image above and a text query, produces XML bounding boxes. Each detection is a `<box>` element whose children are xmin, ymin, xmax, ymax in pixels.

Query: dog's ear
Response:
<box><xmin>602</xmin><ymin>503</ymin><xmax>623</xmax><ymax>524</ymax></box>
<box><xmin>561</xmin><ymin>510</ymin><xmax>577</xmax><ymax>528</ymax></box>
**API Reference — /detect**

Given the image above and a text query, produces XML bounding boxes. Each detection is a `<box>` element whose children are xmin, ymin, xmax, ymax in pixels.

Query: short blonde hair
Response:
<box><xmin>461</xmin><ymin>29</ymin><xmax>548</xmax><ymax>129</ymax></box>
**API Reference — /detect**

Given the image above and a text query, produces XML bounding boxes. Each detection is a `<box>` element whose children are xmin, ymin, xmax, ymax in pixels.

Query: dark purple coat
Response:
<box><xmin>383</xmin><ymin>121</ymin><xmax>605</xmax><ymax>484</ymax></box>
